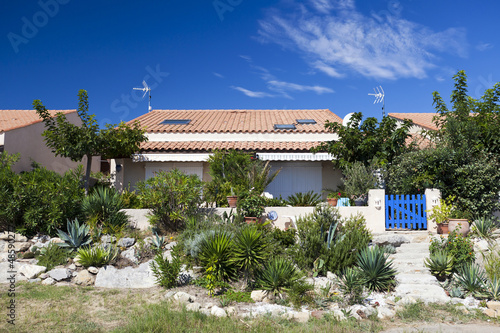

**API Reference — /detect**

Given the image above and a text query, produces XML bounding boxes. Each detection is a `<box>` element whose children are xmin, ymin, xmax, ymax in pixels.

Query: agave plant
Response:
<box><xmin>256</xmin><ymin>257</ymin><xmax>300</xmax><ymax>299</ymax></box>
<box><xmin>486</xmin><ymin>277</ymin><xmax>500</xmax><ymax>301</ymax></box>
<box><xmin>471</xmin><ymin>217</ymin><xmax>497</xmax><ymax>240</ymax></box>
<box><xmin>56</xmin><ymin>218</ymin><xmax>91</xmax><ymax>251</ymax></box>
<box><xmin>454</xmin><ymin>263</ymin><xmax>487</xmax><ymax>296</ymax></box>
<box><xmin>233</xmin><ymin>225</ymin><xmax>267</xmax><ymax>284</ymax></box>
<box><xmin>198</xmin><ymin>230</ymin><xmax>237</xmax><ymax>282</ymax></box>
<box><xmin>151</xmin><ymin>232</ymin><xmax>167</xmax><ymax>252</ymax></box>
<box><xmin>76</xmin><ymin>245</ymin><xmax>118</xmax><ymax>267</ymax></box>
<box><xmin>286</xmin><ymin>191</ymin><xmax>322</xmax><ymax>207</ymax></box>
<box><xmin>356</xmin><ymin>246</ymin><xmax>397</xmax><ymax>292</ymax></box>
<box><xmin>82</xmin><ymin>187</ymin><xmax>129</xmax><ymax>234</ymax></box>
<box><xmin>337</xmin><ymin>267</ymin><xmax>365</xmax><ymax>305</ymax></box>
<box><xmin>424</xmin><ymin>250</ymin><xmax>454</xmax><ymax>281</ymax></box>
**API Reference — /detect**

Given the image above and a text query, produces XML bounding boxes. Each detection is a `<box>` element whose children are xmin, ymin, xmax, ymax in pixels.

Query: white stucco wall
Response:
<box><xmin>3</xmin><ymin>113</ymin><xmax>99</xmax><ymax>174</ymax></box>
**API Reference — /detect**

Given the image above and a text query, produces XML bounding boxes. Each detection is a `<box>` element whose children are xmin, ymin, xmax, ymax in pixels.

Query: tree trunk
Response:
<box><xmin>84</xmin><ymin>154</ymin><xmax>92</xmax><ymax>195</ymax></box>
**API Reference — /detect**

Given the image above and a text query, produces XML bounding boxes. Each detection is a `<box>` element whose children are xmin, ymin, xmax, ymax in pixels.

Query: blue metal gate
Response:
<box><xmin>385</xmin><ymin>194</ymin><xmax>427</xmax><ymax>230</ymax></box>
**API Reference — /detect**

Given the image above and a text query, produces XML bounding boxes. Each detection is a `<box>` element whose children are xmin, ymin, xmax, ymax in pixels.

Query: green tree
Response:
<box><xmin>33</xmin><ymin>90</ymin><xmax>148</xmax><ymax>194</ymax></box>
<box><xmin>313</xmin><ymin>112</ymin><xmax>415</xmax><ymax>170</ymax></box>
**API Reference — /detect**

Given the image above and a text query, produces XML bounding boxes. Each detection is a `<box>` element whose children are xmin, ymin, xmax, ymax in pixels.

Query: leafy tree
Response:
<box><xmin>33</xmin><ymin>89</ymin><xmax>148</xmax><ymax>194</ymax></box>
<box><xmin>313</xmin><ymin>112</ymin><xmax>415</xmax><ymax>170</ymax></box>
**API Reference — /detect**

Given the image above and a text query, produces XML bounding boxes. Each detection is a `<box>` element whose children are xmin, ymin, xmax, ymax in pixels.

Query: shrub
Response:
<box><xmin>237</xmin><ymin>192</ymin><xmax>265</xmax><ymax>218</ymax></box>
<box><xmin>337</xmin><ymin>267</ymin><xmax>365</xmax><ymax>305</ymax></box>
<box><xmin>286</xmin><ymin>191</ymin><xmax>321</xmax><ymax>207</ymax></box>
<box><xmin>356</xmin><ymin>246</ymin><xmax>397</xmax><ymax>292</ymax></box>
<box><xmin>136</xmin><ymin>169</ymin><xmax>203</xmax><ymax>231</ymax></box>
<box><xmin>76</xmin><ymin>245</ymin><xmax>118</xmax><ymax>267</ymax></box>
<box><xmin>430</xmin><ymin>230</ymin><xmax>474</xmax><ymax>271</ymax></box>
<box><xmin>82</xmin><ymin>187</ymin><xmax>129</xmax><ymax>235</ymax></box>
<box><xmin>56</xmin><ymin>218</ymin><xmax>92</xmax><ymax>251</ymax></box>
<box><xmin>483</xmin><ymin>246</ymin><xmax>500</xmax><ymax>281</ymax></box>
<box><xmin>36</xmin><ymin>243</ymin><xmax>70</xmax><ymax>271</ymax></box>
<box><xmin>256</xmin><ymin>257</ymin><xmax>300</xmax><ymax>299</ymax></box>
<box><xmin>233</xmin><ymin>225</ymin><xmax>267</xmax><ymax>283</ymax></box>
<box><xmin>198</xmin><ymin>230</ymin><xmax>237</xmax><ymax>282</ymax></box>
<box><xmin>150</xmin><ymin>251</ymin><xmax>181</xmax><ymax>288</ymax></box>
<box><xmin>342</xmin><ymin>160</ymin><xmax>379</xmax><ymax>201</ymax></box>
<box><xmin>2</xmin><ymin>163</ymin><xmax>84</xmax><ymax>236</ymax></box>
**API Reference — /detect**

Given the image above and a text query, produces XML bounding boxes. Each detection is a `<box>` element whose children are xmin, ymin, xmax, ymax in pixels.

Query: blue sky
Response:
<box><xmin>1</xmin><ymin>0</ymin><xmax>499</xmax><ymax>127</ymax></box>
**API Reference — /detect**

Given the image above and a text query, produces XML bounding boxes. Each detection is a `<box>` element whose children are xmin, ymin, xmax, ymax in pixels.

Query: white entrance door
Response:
<box><xmin>265</xmin><ymin>162</ymin><xmax>322</xmax><ymax>200</ymax></box>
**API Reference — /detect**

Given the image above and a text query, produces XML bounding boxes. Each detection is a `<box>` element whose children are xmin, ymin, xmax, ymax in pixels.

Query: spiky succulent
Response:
<box><xmin>424</xmin><ymin>250</ymin><xmax>454</xmax><ymax>280</ymax></box>
<box><xmin>56</xmin><ymin>218</ymin><xmax>91</xmax><ymax>251</ymax></box>
<box><xmin>357</xmin><ymin>246</ymin><xmax>397</xmax><ymax>292</ymax></box>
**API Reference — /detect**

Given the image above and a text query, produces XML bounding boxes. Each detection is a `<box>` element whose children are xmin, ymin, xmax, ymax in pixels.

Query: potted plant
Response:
<box><xmin>327</xmin><ymin>191</ymin><xmax>341</xmax><ymax>206</ymax></box>
<box><xmin>226</xmin><ymin>186</ymin><xmax>238</xmax><ymax>208</ymax></box>
<box><xmin>426</xmin><ymin>196</ymin><xmax>470</xmax><ymax>235</ymax></box>
<box><xmin>342</xmin><ymin>161</ymin><xmax>377</xmax><ymax>207</ymax></box>
<box><xmin>238</xmin><ymin>193</ymin><xmax>265</xmax><ymax>224</ymax></box>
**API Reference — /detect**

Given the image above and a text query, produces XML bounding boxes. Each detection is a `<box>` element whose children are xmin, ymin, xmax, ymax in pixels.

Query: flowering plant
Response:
<box><xmin>327</xmin><ymin>191</ymin><xmax>342</xmax><ymax>199</ymax></box>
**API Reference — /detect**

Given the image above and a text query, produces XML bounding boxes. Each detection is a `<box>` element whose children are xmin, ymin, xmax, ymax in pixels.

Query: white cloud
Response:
<box><xmin>239</xmin><ymin>55</ymin><xmax>253</xmax><ymax>62</ymax></box>
<box><xmin>213</xmin><ymin>72</ymin><xmax>224</xmax><ymax>78</ymax></box>
<box><xmin>231</xmin><ymin>86</ymin><xmax>274</xmax><ymax>98</ymax></box>
<box><xmin>258</xmin><ymin>0</ymin><xmax>467</xmax><ymax>80</ymax></box>
<box><xmin>268</xmin><ymin>80</ymin><xmax>334</xmax><ymax>94</ymax></box>
<box><xmin>476</xmin><ymin>42</ymin><xmax>493</xmax><ymax>51</ymax></box>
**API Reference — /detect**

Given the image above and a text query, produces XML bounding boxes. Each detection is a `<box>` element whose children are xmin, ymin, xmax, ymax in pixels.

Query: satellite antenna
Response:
<box><xmin>343</xmin><ymin>112</ymin><xmax>355</xmax><ymax>127</ymax></box>
<box><xmin>133</xmin><ymin>80</ymin><xmax>152</xmax><ymax>112</ymax></box>
<box><xmin>368</xmin><ymin>86</ymin><xmax>385</xmax><ymax>117</ymax></box>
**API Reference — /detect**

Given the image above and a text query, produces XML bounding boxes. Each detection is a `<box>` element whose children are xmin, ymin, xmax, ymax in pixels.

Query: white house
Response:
<box><xmin>112</xmin><ymin>109</ymin><xmax>344</xmax><ymax>199</ymax></box>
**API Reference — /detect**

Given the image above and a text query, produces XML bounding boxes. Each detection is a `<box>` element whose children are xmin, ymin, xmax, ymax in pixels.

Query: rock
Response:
<box><xmin>42</xmin><ymin>277</ymin><xmax>56</xmax><ymax>285</ymax></box>
<box><xmin>17</xmin><ymin>275</ymin><xmax>28</xmax><ymax>282</ymax></box>
<box><xmin>87</xmin><ymin>266</ymin><xmax>99</xmax><ymax>274</ymax></box>
<box><xmin>487</xmin><ymin>301</ymin><xmax>500</xmax><ymax>312</ymax></box>
<box><xmin>332</xmin><ymin>309</ymin><xmax>346</xmax><ymax>321</ymax></box>
<box><xmin>163</xmin><ymin>291</ymin><xmax>177</xmax><ymax>300</ymax></box>
<box><xmin>226</xmin><ymin>306</ymin><xmax>236</xmax><ymax>316</ymax></box>
<box><xmin>74</xmin><ymin>270</ymin><xmax>95</xmax><ymax>286</ymax></box>
<box><xmin>117</xmin><ymin>237</ymin><xmax>136</xmax><ymax>248</ymax></box>
<box><xmin>19</xmin><ymin>264</ymin><xmax>46</xmax><ymax>279</ymax></box>
<box><xmin>483</xmin><ymin>308</ymin><xmax>498</xmax><ymax>318</ymax></box>
<box><xmin>199</xmin><ymin>308</ymin><xmax>211</xmax><ymax>316</ymax></box>
<box><xmin>49</xmin><ymin>237</ymin><xmax>64</xmax><ymax>244</ymax></box>
<box><xmin>372</xmin><ymin>234</ymin><xmax>410</xmax><ymax>247</ymax></box>
<box><xmin>94</xmin><ymin>261</ymin><xmax>156</xmax><ymax>288</ymax></box>
<box><xmin>0</xmin><ymin>232</ymin><xmax>27</xmax><ymax>242</ymax></box>
<box><xmin>163</xmin><ymin>251</ymin><xmax>173</xmax><ymax>262</ymax></box>
<box><xmin>475</xmin><ymin>239</ymin><xmax>490</xmax><ymax>252</ymax></box>
<box><xmin>68</xmin><ymin>264</ymin><xmax>76</xmax><ymax>270</ymax></box>
<box><xmin>211</xmin><ymin>306</ymin><xmax>227</xmax><ymax>317</ymax></box>
<box><xmin>173</xmin><ymin>291</ymin><xmax>196</xmax><ymax>303</ymax></box>
<box><xmin>28</xmin><ymin>278</ymin><xmax>41</xmax><ymax>283</ymax></box>
<box><xmin>47</xmin><ymin>268</ymin><xmax>72</xmax><ymax>281</ymax></box>
<box><xmin>55</xmin><ymin>282</ymin><xmax>72</xmax><ymax>287</ymax></box>
<box><xmin>326</xmin><ymin>271</ymin><xmax>337</xmax><ymax>280</ymax></box>
<box><xmin>377</xmin><ymin>306</ymin><xmax>395</xmax><ymax>319</ymax></box>
<box><xmin>186</xmin><ymin>302</ymin><xmax>201</xmax><ymax>311</ymax></box>
<box><xmin>311</xmin><ymin>310</ymin><xmax>325</xmax><ymax>319</ymax></box>
<box><xmin>101</xmin><ymin>235</ymin><xmax>116</xmax><ymax>244</ymax></box>
<box><xmin>39</xmin><ymin>273</ymin><xmax>49</xmax><ymax>279</ymax></box>
<box><xmin>251</xmin><ymin>290</ymin><xmax>267</xmax><ymax>302</ymax></box>
<box><xmin>293</xmin><ymin>311</ymin><xmax>310</xmax><ymax>323</ymax></box>
<box><xmin>0</xmin><ymin>252</ymin><xmax>9</xmax><ymax>262</ymax></box>
<box><xmin>9</xmin><ymin>242</ymin><xmax>32</xmax><ymax>252</ymax></box>
<box><xmin>120</xmin><ymin>248</ymin><xmax>139</xmax><ymax>265</ymax></box>
<box><xmin>165</xmin><ymin>241</ymin><xmax>177</xmax><ymax>250</ymax></box>
<box><xmin>0</xmin><ymin>262</ymin><xmax>19</xmax><ymax>283</ymax></box>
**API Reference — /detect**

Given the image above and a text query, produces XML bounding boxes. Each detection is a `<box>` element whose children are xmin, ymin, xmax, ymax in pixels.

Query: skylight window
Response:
<box><xmin>274</xmin><ymin>124</ymin><xmax>296</xmax><ymax>130</ymax></box>
<box><xmin>160</xmin><ymin>119</ymin><xmax>191</xmax><ymax>125</ymax></box>
<box><xmin>296</xmin><ymin>119</ymin><xmax>317</xmax><ymax>125</ymax></box>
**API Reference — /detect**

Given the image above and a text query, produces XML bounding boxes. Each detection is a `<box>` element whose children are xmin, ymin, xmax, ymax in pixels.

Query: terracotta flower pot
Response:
<box><xmin>448</xmin><ymin>219</ymin><xmax>470</xmax><ymax>236</ymax></box>
<box><xmin>327</xmin><ymin>198</ymin><xmax>338</xmax><ymax>207</ymax></box>
<box><xmin>437</xmin><ymin>223</ymin><xmax>449</xmax><ymax>234</ymax></box>
<box><xmin>226</xmin><ymin>196</ymin><xmax>238</xmax><ymax>208</ymax></box>
<box><xmin>244</xmin><ymin>217</ymin><xmax>258</xmax><ymax>224</ymax></box>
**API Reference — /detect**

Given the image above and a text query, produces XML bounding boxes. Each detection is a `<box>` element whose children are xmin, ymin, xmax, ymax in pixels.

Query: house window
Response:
<box><xmin>274</xmin><ymin>124</ymin><xmax>296</xmax><ymax>130</ymax></box>
<box><xmin>296</xmin><ymin>119</ymin><xmax>317</xmax><ymax>125</ymax></box>
<box><xmin>160</xmin><ymin>119</ymin><xmax>191</xmax><ymax>125</ymax></box>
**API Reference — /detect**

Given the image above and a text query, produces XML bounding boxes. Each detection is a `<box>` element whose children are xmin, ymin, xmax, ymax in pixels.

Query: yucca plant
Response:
<box><xmin>56</xmin><ymin>218</ymin><xmax>91</xmax><ymax>251</ymax></box>
<box><xmin>424</xmin><ymin>250</ymin><xmax>454</xmax><ymax>281</ymax></box>
<box><xmin>486</xmin><ymin>277</ymin><xmax>500</xmax><ymax>300</ymax></box>
<box><xmin>233</xmin><ymin>225</ymin><xmax>267</xmax><ymax>284</ymax></box>
<box><xmin>198</xmin><ymin>230</ymin><xmax>237</xmax><ymax>282</ymax></box>
<box><xmin>151</xmin><ymin>232</ymin><xmax>167</xmax><ymax>252</ymax></box>
<box><xmin>471</xmin><ymin>217</ymin><xmax>497</xmax><ymax>240</ymax></box>
<box><xmin>454</xmin><ymin>263</ymin><xmax>487</xmax><ymax>296</ymax></box>
<box><xmin>256</xmin><ymin>257</ymin><xmax>300</xmax><ymax>299</ymax></box>
<box><xmin>356</xmin><ymin>246</ymin><xmax>397</xmax><ymax>292</ymax></box>
<box><xmin>76</xmin><ymin>245</ymin><xmax>118</xmax><ymax>267</ymax></box>
<box><xmin>286</xmin><ymin>191</ymin><xmax>322</xmax><ymax>207</ymax></box>
<box><xmin>82</xmin><ymin>187</ymin><xmax>129</xmax><ymax>234</ymax></box>
<box><xmin>337</xmin><ymin>267</ymin><xmax>365</xmax><ymax>305</ymax></box>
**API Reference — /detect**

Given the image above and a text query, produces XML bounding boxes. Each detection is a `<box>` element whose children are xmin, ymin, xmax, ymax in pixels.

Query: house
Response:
<box><xmin>0</xmin><ymin>109</ymin><xmax>100</xmax><ymax>174</ymax></box>
<box><xmin>112</xmin><ymin>109</ymin><xmax>344</xmax><ymax>199</ymax></box>
<box><xmin>388</xmin><ymin>113</ymin><xmax>439</xmax><ymax>133</ymax></box>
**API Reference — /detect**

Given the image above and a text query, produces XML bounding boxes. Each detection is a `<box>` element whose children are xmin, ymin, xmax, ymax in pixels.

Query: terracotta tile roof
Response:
<box><xmin>388</xmin><ymin>113</ymin><xmax>439</xmax><ymax>131</ymax></box>
<box><xmin>0</xmin><ymin>110</ymin><xmax>76</xmax><ymax>133</ymax></box>
<box><xmin>127</xmin><ymin>109</ymin><xmax>341</xmax><ymax>133</ymax></box>
<box><xmin>140</xmin><ymin>141</ymin><xmax>322</xmax><ymax>152</ymax></box>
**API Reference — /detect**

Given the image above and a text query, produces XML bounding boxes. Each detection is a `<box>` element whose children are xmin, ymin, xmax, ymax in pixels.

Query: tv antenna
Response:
<box><xmin>368</xmin><ymin>86</ymin><xmax>385</xmax><ymax>117</ymax></box>
<box><xmin>133</xmin><ymin>80</ymin><xmax>152</xmax><ymax>112</ymax></box>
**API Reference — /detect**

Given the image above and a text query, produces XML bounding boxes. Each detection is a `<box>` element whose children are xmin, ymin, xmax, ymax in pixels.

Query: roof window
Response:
<box><xmin>274</xmin><ymin>124</ymin><xmax>296</xmax><ymax>130</ymax></box>
<box><xmin>160</xmin><ymin>119</ymin><xmax>191</xmax><ymax>125</ymax></box>
<box><xmin>296</xmin><ymin>119</ymin><xmax>317</xmax><ymax>124</ymax></box>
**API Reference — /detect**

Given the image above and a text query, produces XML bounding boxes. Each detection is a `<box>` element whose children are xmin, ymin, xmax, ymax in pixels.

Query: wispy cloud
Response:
<box><xmin>268</xmin><ymin>80</ymin><xmax>334</xmax><ymax>94</ymax></box>
<box><xmin>231</xmin><ymin>86</ymin><xmax>274</xmax><ymax>98</ymax></box>
<box><xmin>258</xmin><ymin>0</ymin><xmax>467</xmax><ymax>80</ymax></box>
<box><xmin>476</xmin><ymin>42</ymin><xmax>493</xmax><ymax>52</ymax></box>
<box><xmin>213</xmin><ymin>72</ymin><xmax>224</xmax><ymax>78</ymax></box>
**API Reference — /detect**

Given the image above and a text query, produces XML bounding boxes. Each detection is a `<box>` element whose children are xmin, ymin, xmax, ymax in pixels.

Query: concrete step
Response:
<box><xmin>391</xmin><ymin>257</ymin><xmax>427</xmax><ymax>265</ymax></box>
<box><xmin>395</xmin><ymin>266</ymin><xmax>429</xmax><ymax>274</ymax></box>
<box><xmin>390</xmin><ymin>252</ymin><xmax>429</xmax><ymax>260</ymax></box>
<box><xmin>398</xmin><ymin>243</ymin><xmax>430</xmax><ymax>251</ymax></box>
<box><xmin>395</xmin><ymin>273</ymin><xmax>439</xmax><ymax>285</ymax></box>
<box><xmin>395</xmin><ymin>283</ymin><xmax>448</xmax><ymax>301</ymax></box>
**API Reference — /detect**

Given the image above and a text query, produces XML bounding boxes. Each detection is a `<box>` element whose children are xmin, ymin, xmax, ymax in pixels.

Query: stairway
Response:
<box><xmin>390</xmin><ymin>241</ymin><xmax>450</xmax><ymax>303</ymax></box>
